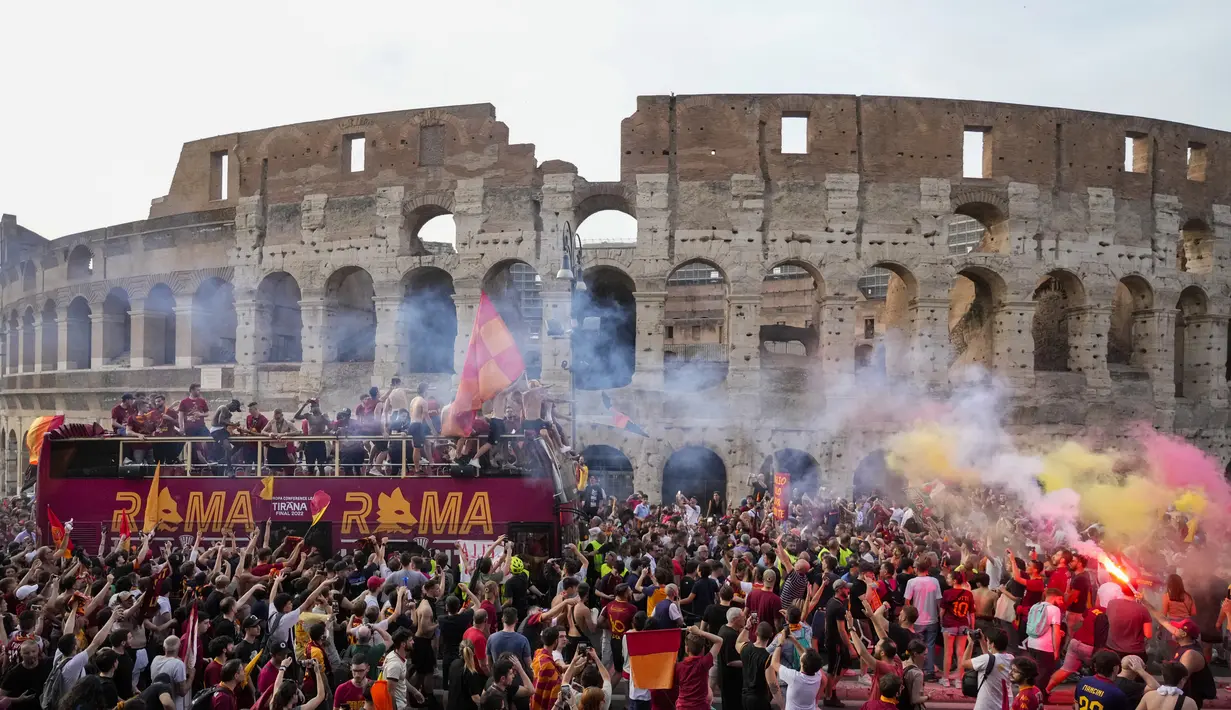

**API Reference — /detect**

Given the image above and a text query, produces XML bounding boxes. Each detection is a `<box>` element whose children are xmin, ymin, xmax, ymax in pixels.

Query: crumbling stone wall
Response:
<box><xmin>3</xmin><ymin>94</ymin><xmax>1231</xmax><ymax>501</ymax></box>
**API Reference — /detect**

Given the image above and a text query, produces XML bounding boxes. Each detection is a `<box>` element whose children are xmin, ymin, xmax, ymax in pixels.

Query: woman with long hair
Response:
<box><xmin>1165</xmin><ymin>574</ymin><xmax>1197</xmax><ymax>623</ymax></box>
<box><xmin>446</xmin><ymin>639</ymin><xmax>487</xmax><ymax>710</ymax></box>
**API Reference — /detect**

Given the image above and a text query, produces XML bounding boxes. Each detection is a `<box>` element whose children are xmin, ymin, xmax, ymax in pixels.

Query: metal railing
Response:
<box><xmin>54</xmin><ymin>433</ymin><xmax>538</xmax><ymax>478</ymax></box>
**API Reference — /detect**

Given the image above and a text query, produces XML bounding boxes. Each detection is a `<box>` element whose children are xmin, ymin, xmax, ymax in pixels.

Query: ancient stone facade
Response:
<box><xmin>2</xmin><ymin>95</ymin><xmax>1230</xmax><ymax>501</ymax></box>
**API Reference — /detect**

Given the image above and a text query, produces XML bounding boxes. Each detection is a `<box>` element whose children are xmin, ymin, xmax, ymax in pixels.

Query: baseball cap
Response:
<box><xmin>367</xmin><ymin>577</ymin><xmax>384</xmax><ymax>591</ymax></box>
<box><xmin>832</xmin><ymin>579</ymin><xmax>849</xmax><ymax>591</ymax></box>
<box><xmin>1175</xmin><ymin>619</ymin><xmax>1200</xmax><ymax>639</ymax></box>
<box><xmin>242</xmin><ymin>615</ymin><xmax>261</xmax><ymax>629</ymax></box>
<box><xmin>269</xmin><ymin>640</ymin><xmax>290</xmax><ymax>655</ymax></box>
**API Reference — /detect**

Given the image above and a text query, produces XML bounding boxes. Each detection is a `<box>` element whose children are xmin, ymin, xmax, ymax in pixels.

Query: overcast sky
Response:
<box><xmin>3</xmin><ymin>0</ymin><xmax>1229</xmax><ymax>241</ymax></box>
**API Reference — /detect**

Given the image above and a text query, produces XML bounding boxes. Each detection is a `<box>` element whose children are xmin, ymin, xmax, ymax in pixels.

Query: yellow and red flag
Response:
<box><xmin>625</xmin><ymin>628</ymin><xmax>680</xmax><ymax>689</ymax></box>
<box><xmin>309</xmin><ymin>490</ymin><xmax>331</xmax><ymax>527</ymax></box>
<box><xmin>252</xmin><ymin>475</ymin><xmax>274</xmax><ymax>501</ymax></box>
<box><xmin>47</xmin><ymin>506</ymin><xmax>73</xmax><ymax>558</ymax></box>
<box><xmin>142</xmin><ymin>464</ymin><xmax>162</xmax><ymax>534</ymax></box>
<box><xmin>25</xmin><ymin>415</ymin><xmax>64</xmax><ymax>467</ymax></box>
<box><xmin>442</xmin><ymin>292</ymin><xmax>526</xmax><ymax>436</ymax></box>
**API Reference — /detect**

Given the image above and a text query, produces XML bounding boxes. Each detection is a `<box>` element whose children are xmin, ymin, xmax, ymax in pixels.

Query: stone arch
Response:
<box><xmin>951</xmin><ymin>196</ymin><xmax>1010</xmax><ymax>254</ymax></box>
<box><xmin>20</xmin><ymin>262</ymin><xmax>35</xmax><ymax>292</ymax></box>
<box><xmin>1174</xmin><ymin>285</ymin><xmax>1209</xmax><ymax>399</ymax></box>
<box><xmin>663</xmin><ymin>445</ymin><xmax>727</xmax><ymax>506</ymax></box>
<box><xmin>580</xmin><ymin>444</ymin><xmax>634</xmax><ymax>502</ymax></box>
<box><xmin>1107</xmin><ymin>275</ymin><xmax>1154</xmax><ymax>370</ymax></box>
<box><xmin>402</xmin><ymin>266</ymin><xmax>457</xmax><ymax>374</ymax></box>
<box><xmin>759</xmin><ymin>448</ymin><xmax>822</xmax><ymax>499</ymax></box>
<box><xmin>852</xmin><ymin>449</ymin><xmax>907</xmax><ymax>499</ymax></box>
<box><xmin>949</xmin><ymin>265</ymin><xmax>1007</xmax><ymax>372</ymax></box>
<box><xmin>1032</xmin><ymin>270</ymin><xmax>1086</xmax><ymax>372</ymax></box>
<box><xmin>40</xmin><ymin>300</ymin><xmax>56</xmax><ymax>371</ymax></box>
<box><xmin>407</xmin><ymin>203</ymin><xmax>457</xmax><ymax>251</ymax></box>
<box><xmin>193</xmin><ymin>277</ymin><xmax>237</xmax><ymax>364</ymax></box>
<box><xmin>665</xmin><ymin>259</ymin><xmax>729</xmax><ymax>391</ymax></box>
<box><xmin>483</xmin><ymin>260</ymin><xmax>543</xmax><ymax>379</ymax></box>
<box><xmin>576</xmin><ymin>192</ymin><xmax>637</xmax><ymax>245</ymax></box>
<box><xmin>324</xmin><ymin>267</ymin><xmax>376</xmax><ymax>362</ymax></box>
<box><xmin>865</xmin><ymin>262</ymin><xmax>918</xmax><ymax>377</ymax></box>
<box><xmin>256</xmin><ymin>272</ymin><xmax>303</xmax><ymax>363</ymax></box>
<box><xmin>20</xmin><ymin>307</ymin><xmax>34</xmax><ymax>373</ymax></box>
<box><xmin>760</xmin><ymin>260</ymin><xmax>821</xmax><ymax>364</ymax></box>
<box><xmin>101</xmin><ymin>287</ymin><xmax>132</xmax><ymax>366</ymax></box>
<box><xmin>65</xmin><ymin>296</ymin><xmax>92</xmax><ymax>370</ymax></box>
<box><xmin>145</xmin><ymin>284</ymin><xmax>177</xmax><ymax>366</ymax></box>
<box><xmin>1178</xmin><ymin>219</ymin><xmax>1213</xmax><ymax>274</ymax></box>
<box><xmin>574</xmin><ymin>265</ymin><xmax>637</xmax><ymax>390</ymax></box>
<box><xmin>66</xmin><ymin>245</ymin><xmax>94</xmax><ymax>280</ymax></box>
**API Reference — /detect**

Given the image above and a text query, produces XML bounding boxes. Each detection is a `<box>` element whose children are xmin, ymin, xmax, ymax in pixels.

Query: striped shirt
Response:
<box><xmin>530</xmin><ymin>647</ymin><xmax>563</xmax><ymax>710</ymax></box>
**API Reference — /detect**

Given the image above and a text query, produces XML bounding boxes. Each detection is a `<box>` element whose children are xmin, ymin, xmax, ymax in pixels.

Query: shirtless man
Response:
<box><xmin>210</xmin><ymin>399</ymin><xmax>244</xmax><ymax>475</ymax></box>
<box><xmin>412</xmin><ymin>579</ymin><xmax>442</xmax><ymax>702</ymax></box>
<box><xmin>407</xmin><ymin>383</ymin><xmax>432</xmax><ymax>474</ymax></box>
<box><xmin>972</xmin><ymin>572</ymin><xmax>999</xmax><ymax>635</ymax></box>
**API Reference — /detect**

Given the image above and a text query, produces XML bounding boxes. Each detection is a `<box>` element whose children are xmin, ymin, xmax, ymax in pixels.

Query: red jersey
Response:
<box><xmin>606</xmin><ymin>600</ymin><xmax>638</xmax><ymax>641</ymax></box>
<box><xmin>941</xmin><ymin>588</ymin><xmax>973</xmax><ymax>629</ymax></box>
<box><xmin>333</xmin><ymin>680</ymin><xmax>367</xmax><ymax>710</ymax></box>
<box><xmin>1013</xmin><ymin>686</ymin><xmax>1043</xmax><ymax>710</ymax></box>
<box><xmin>674</xmin><ymin>653</ymin><xmax>714</xmax><ymax>710</ymax></box>
<box><xmin>111</xmin><ymin>404</ymin><xmax>132</xmax><ymax>430</ymax></box>
<box><xmin>180</xmin><ymin>397</ymin><xmax>209</xmax><ymax>423</ymax></box>
<box><xmin>247</xmin><ymin>413</ymin><xmax>269</xmax><ymax>434</ymax></box>
<box><xmin>1073</xmin><ymin>607</ymin><xmax>1109</xmax><ymax>647</ymax></box>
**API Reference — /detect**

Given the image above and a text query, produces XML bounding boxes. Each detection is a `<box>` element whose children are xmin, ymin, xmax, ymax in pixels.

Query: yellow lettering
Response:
<box><xmin>112</xmin><ymin>492</ymin><xmax>141</xmax><ymax>531</ymax></box>
<box><xmin>459</xmin><ymin>492</ymin><xmax>493</xmax><ymax>536</ymax></box>
<box><xmin>185</xmin><ymin>492</ymin><xmax>226</xmax><ymax>533</ymax></box>
<box><xmin>343</xmin><ymin>493</ymin><xmax>372</xmax><ymax>535</ymax></box>
<box><xmin>225</xmin><ymin>492</ymin><xmax>254</xmax><ymax>530</ymax></box>
<box><xmin>419</xmin><ymin>492</ymin><xmax>462</xmax><ymax>535</ymax></box>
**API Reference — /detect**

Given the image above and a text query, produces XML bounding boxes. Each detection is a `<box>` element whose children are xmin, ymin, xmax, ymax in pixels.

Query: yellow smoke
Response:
<box><xmin>885</xmin><ymin>424</ymin><xmax>980</xmax><ymax>485</ymax></box>
<box><xmin>1174</xmin><ymin>490</ymin><xmax>1208</xmax><ymax>517</ymax></box>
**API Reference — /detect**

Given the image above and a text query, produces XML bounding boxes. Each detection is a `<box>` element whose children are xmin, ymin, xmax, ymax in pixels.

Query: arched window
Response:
<box><xmin>67</xmin><ymin>246</ymin><xmax>94</xmax><ymax>280</ymax></box>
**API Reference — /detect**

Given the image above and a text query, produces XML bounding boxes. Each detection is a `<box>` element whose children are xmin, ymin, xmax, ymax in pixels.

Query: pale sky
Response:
<box><xmin>3</xmin><ymin>0</ymin><xmax>1229</xmax><ymax>241</ymax></box>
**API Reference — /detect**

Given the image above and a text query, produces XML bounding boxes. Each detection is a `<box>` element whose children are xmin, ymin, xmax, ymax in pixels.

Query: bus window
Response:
<box><xmin>506</xmin><ymin>523</ymin><xmax>553</xmax><ymax>578</ymax></box>
<box><xmin>47</xmin><ymin>439</ymin><xmax>122</xmax><ymax>478</ymax></box>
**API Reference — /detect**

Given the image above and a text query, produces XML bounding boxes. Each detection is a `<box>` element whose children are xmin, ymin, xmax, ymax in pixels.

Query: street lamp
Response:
<box><xmin>556</xmin><ymin>221</ymin><xmax>585</xmax><ymax>450</ymax></box>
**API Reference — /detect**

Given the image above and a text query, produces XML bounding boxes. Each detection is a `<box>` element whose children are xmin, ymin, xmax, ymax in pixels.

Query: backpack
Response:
<box><xmin>900</xmin><ymin>666</ymin><xmax>924</xmax><ymax>710</ymax></box>
<box><xmin>1025</xmin><ymin>602</ymin><xmax>1051</xmax><ymax>638</ymax></box>
<box><xmin>40</xmin><ymin>654</ymin><xmax>72</xmax><ymax>710</ymax></box>
<box><xmin>190</xmin><ymin>686</ymin><xmax>222</xmax><ymax>710</ymax></box>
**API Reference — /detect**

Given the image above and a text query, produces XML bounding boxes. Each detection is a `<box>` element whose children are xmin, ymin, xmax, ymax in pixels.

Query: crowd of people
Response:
<box><xmin>104</xmin><ymin>378</ymin><xmax>571</xmax><ymax>477</ymax></box>
<box><xmin>0</xmin><ymin>441</ymin><xmax>1228</xmax><ymax>710</ymax></box>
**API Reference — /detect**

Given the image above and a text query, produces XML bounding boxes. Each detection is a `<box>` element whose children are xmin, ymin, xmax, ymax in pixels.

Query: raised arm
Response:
<box><xmin>845</xmin><ymin>611</ymin><xmax>877</xmax><ymax>667</ymax></box>
<box><xmin>686</xmin><ymin>624</ymin><xmax>723</xmax><ymax>659</ymax></box>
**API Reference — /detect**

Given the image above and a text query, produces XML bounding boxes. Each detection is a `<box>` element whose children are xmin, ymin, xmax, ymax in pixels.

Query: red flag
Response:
<box><xmin>442</xmin><ymin>292</ymin><xmax>526</xmax><ymax>436</ymax></box>
<box><xmin>119</xmin><ymin>509</ymin><xmax>131</xmax><ymax>538</ymax></box>
<box><xmin>602</xmin><ymin>392</ymin><xmax>649</xmax><ymax>437</ymax></box>
<box><xmin>180</xmin><ymin>603</ymin><xmax>199</xmax><ymax>666</ymax></box>
<box><xmin>310</xmin><ymin>490</ymin><xmax>331</xmax><ymax>527</ymax></box>
<box><xmin>46</xmin><ymin>506</ymin><xmax>73</xmax><ymax>558</ymax></box>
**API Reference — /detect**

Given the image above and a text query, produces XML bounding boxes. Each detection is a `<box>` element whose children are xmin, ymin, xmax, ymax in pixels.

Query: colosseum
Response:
<box><xmin>2</xmin><ymin>94</ymin><xmax>1229</xmax><ymax>502</ymax></box>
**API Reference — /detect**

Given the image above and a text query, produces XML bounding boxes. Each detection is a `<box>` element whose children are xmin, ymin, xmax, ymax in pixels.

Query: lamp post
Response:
<box><xmin>555</xmin><ymin>221</ymin><xmax>586</xmax><ymax>451</ymax></box>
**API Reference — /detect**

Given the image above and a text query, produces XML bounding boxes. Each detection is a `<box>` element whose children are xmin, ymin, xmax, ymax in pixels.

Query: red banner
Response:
<box><xmin>772</xmin><ymin>472</ymin><xmax>790</xmax><ymax>519</ymax></box>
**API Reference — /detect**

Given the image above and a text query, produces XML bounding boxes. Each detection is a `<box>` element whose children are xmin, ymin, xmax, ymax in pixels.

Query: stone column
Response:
<box><xmin>909</xmin><ymin>297</ymin><xmax>952</xmax><ymax>389</ymax></box>
<box><xmin>1066</xmin><ymin>305</ymin><xmax>1113</xmax><ymax>397</ymax></box>
<box><xmin>173</xmin><ymin>304</ymin><xmax>203</xmax><ymax>367</ymax></box>
<box><xmin>31</xmin><ymin>320</ymin><xmax>45</xmax><ymax>373</ymax></box>
<box><xmin>0</xmin><ymin>326</ymin><xmax>8</xmax><ymax>375</ymax></box>
<box><xmin>56</xmin><ymin>317</ymin><xmax>71</xmax><ymax>370</ymax></box>
<box><xmin>631</xmin><ymin>291</ymin><xmax>666</xmax><ymax>390</ymax></box>
<box><xmin>372</xmin><ymin>289</ymin><xmax>406</xmax><ymax>387</ymax></box>
<box><xmin>129</xmin><ymin>298</ymin><xmax>154</xmax><ymax>368</ymax></box>
<box><xmin>1136</xmin><ymin>308</ymin><xmax>1176</xmax><ymax>406</ymax></box>
<box><xmin>1178</xmin><ymin>314</ymin><xmax>1229</xmax><ymax>406</ymax></box>
<box><xmin>451</xmin><ymin>288</ymin><xmax>482</xmax><ymax>380</ymax></box>
<box><xmin>90</xmin><ymin>313</ymin><xmax>113</xmax><ymax>369</ymax></box>
<box><xmin>993</xmin><ymin>302</ymin><xmax>1036</xmax><ymax>386</ymax></box>
<box><xmin>819</xmin><ymin>295</ymin><xmax>858</xmax><ymax>381</ymax></box>
<box><xmin>539</xmin><ymin>287</ymin><xmax>573</xmax><ymax>392</ymax></box>
<box><xmin>726</xmin><ymin>293</ymin><xmax>761</xmax><ymax>395</ymax></box>
<box><xmin>232</xmin><ymin>292</ymin><xmax>260</xmax><ymax>400</ymax></box>
<box><xmin>16</xmin><ymin>324</ymin><xmax>28</xmax><ymax>373</ymax></box>
<box><xmin>298</xmin><ymin>291</ymin><xmax>329</xmax><ymax>394</ymax></box>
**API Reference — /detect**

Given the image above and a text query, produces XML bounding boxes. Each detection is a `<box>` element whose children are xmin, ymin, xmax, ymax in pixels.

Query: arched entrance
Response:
<box><xmin>949</xmin><ymin>267</ymin><xmax>1005</xmax><ymax>373</ymax></box>
<box><xmin>325</xmin><ymin>267</ymin><xmax>376</xmax><ymax>362</ymax></box>
<box><xmin>194</xmin><ymin>278</ymin><xmax>237</xmax><ymax>364</ymax></box>
<box><xmin>66</xmin><ymin>297</ymin><xmax>92</xmax><ymax>370</ymax></box>
<box><xmin>256</xmin><ymin>272</ymin><xmax>303</xmax><ymax>363</ymax></box>
<box><xmin>39</xmin><ymin>301</ymin><xmax>57</xmax><ymax>371</ymax></box>
<box><xmin>145</xmin><ymin>284</ymin><xmax>177</xmax><ymax>366</ymax></box>
<box><xmin>852</xmin><ymin>449</ymin><xmax>906</xmax><ymax>499</ymax></box>
<box><xmin>101</xmin><ymin>288</ymin><xmax>132</xmax><ymax>366</ymax></box>
<box><xmin>403</xmin><ymin>267</ymin><xmax>457</xmax><ymax>373</ymax></box>
<box><xmin>1032</xmin><ymin>270</ymin><xmax>1085</xmax><ymax>372</ymax></box>
<box><xmin>580</xmin><ymin>444</ymin><xmax>634</xmax><ymax>502</ymax></box>
<box><xmin>1107</xmin><ymin>276</ymin><xmax>1153</xmax><ymax>372</ymax></box>
<box><xmin>759</xmin><ymin>448</ymin><xmax>822</xmax><ymax>498</ymax></box>
<box><xmin>760</xmin><ymin>262</ymin><xmax>821</xmax><ymax>377</ymax></box>
<box><xmin>1175</xmin><ymin>286</ymin><xmax>1208</xmax><ymax>399</ymax></box>
<box><xmin>483</xmin><ymin>261</ymin><xmax>543</xmax><ymax>380</ymax></box>
<box><xmin>663</xmin><ymin>446</ymin><xmax>727</xmax><ymax>505</ymax></box>
<box><xmin>574</xmin><ymin>266</ymin><xmax>636</xmax><ymax>390</ymax></box>
<box><xmin>665</xmin><ymin>260</ymin><xmax>728</xmax><ymax>391</ymax></box>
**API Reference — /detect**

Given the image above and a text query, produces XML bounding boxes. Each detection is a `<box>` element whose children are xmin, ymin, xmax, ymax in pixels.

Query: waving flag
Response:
<box><xmin>25</xmin><ymin>415</ymin><xmax>64</xmax><ymax>467</ymax></box>
<box><xmin>443</xmin><ymin>292</ymin><xmax>525</xmax><ymax>436</ymax></box>
<box><xmin>47</xmin><ymin>506</ymin><xmax>73</xmax><ymax>558</ymax></box>
<box><xmin>601</xmin><ymin>392</ymin><xmax>649</xmax><ymax>437</ymax></box>
<box><xmin>625</xmin><ymin>628</ymin><xmax>681</xmax><ymax>689</ymax></box>
<box><xmin>310</xmin><ymin>490</ymin><xmax>331</xmax><ymax>527</ymax></box>
<box><xmin>118</xmin><ymin>510</ymin><xmax>132</xmax><ymax>551</ymax></box>
<box><xmin>142</xmin><ymin>464</ymin><xmax>162</xmax><ymax>534</ymax></box>
<box><xmin>180</xmin><ymin>603</ymin><xmax>199</xmax><ymax>667</ymax></box>
<box><xmin>252</xmin><ymin>475</ymin><xmax>274</xmax><ymax>501</ymax></box>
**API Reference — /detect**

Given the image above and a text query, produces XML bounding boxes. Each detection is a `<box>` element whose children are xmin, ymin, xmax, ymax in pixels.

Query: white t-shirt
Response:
<box><xmin>150</xmin><ymin>655</ymin><xmax>188</xmax><ymax>710</ymax></box>
<box><xmin>1025</xmin><ymin>603</ymin><xmax>1063</xmax><ymax>653</ymax></box>
<box><xmin>778</xmin><ymin>667</ymin><xmax>825</xmax><ymax>710</ymax></box>
<box><xmin>969</xmin><ymin>653</ymin><xmax>1013</xmax><ymax>710</ymax></box>
<box><xmin>904</xmin><ymin>575</ymin><xmax>942</xmax><ymax>625</ymax></box>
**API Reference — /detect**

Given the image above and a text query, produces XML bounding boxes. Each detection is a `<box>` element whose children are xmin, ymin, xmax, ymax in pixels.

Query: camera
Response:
<box><xmin>968</xmin><ymin>628</ymin><xmax>982</xmax><ymax>642</ymax></box>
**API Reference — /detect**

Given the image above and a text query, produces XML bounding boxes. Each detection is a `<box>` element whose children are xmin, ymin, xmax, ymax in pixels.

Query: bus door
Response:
<box><xmin>506</xmin><ymin>522</ymin><xmax>554</xmax><ymax>579</ymax></box>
